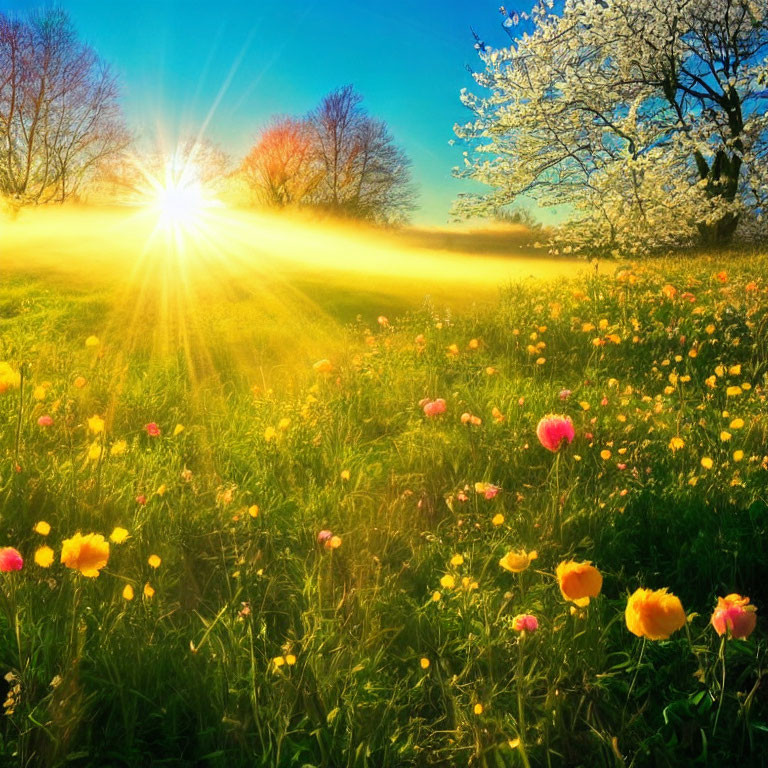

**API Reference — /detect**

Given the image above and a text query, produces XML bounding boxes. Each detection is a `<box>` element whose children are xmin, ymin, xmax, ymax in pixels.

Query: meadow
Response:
<box><xmin>0</xmin><ymin>219</ymin><xmax>766</xmax><ymax>767</ymax></box>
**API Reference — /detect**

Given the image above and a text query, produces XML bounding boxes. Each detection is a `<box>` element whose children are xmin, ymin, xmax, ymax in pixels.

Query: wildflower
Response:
<box><xmin>0</xmin><ymin>363</ymin><xmax>21</xmax><ymax>393</ymax></box>
<box><xmin>173</xmin><ymin>423</ymin><xmax>185</xmax><ymax>436</ymax></box>
<box><xmin>536</xmin><ymin>415</ymin><xmax>575</xmax><ymax>452</ymax></box>
<box><xmin>136</xmin><ymin>494</ymin><xmax>147</xmax><ymax>505</ymax></box>
<box><xmin>313</xmin><ymin>359</ymin><xmax>333</xmax><ymax>374</ymax></box>
<box><xmin>668</xmin><ymin>436</ymin><xmax>684</xmax><ymax>452</ymax></box>
<box><xmin>625</xmin><ymin>588</ymin><xmax>685</xmax><ymax>640</ymax></box>
<box><xmin>317</xmin><ymin>530</ymin><xmax>332</xmax><ymax>546</ymax></box>
<box><xmin>122</xmin><ymin>584</ymin><xmax>135</xmax><ymax>601</ymax></box>
<box><xmin>726</xmin><ymin>386</ymin><xmax>742</xmax><ymax>397</ymax></box>
<box><xmin>0</xmin><ymin>548</ymin><xmax>23</xmax><ymax>572</ymax></box>
<box><xmin>73</xmin><ymin>375</ymin><xmax>87</xmax><ymax>389</ymax></box>
<box><xmin>87</xmin><ymin>442</ymin><xmax>102</xmax><ymax>461</ymax></box>
<box><xmin>491</xmin><ymin>513</ymin><xmax>505</xmax><ymax>526</ymax></box>
<box><xmin>473</xmin><ymin>703</ymin><xmax>484</xmax><ymax>715</ymax></box>
<box><xmin>148</xmin><ymin>554</ymin><xmax>161</xmax><ymax>568</ymax></box>
<box><xmin>37</xmin><ymin>415</ymin><xmax>53</xmax><ymax>427</ymax></box>
<box><xmin>446</xmin><ymin>343</ymin><xmax>460</xmax><ymax>357</ymax></box>
<box><xmin>377</xmin><ymin>315</ymin><xmax>389</xmax><ymax>327</ymax></box>
<box><xmin>729</xmin><ymin>418</ymin><xmax>744</xmax><ymax>429</ymax></box>
<box><xmin>558</xmin><ymin>389</ymin><xmax>572</xmax><ymax>401</ymax></box>
<box><xmin>474</xmin><ymin>482</ymin><xmax>499</xmax><ymax>499</ymax></box>
<box><xmin>711</xmin><ymin>594</ymin><xmax>757</xmax><ymax>640</ymax></box>
<box><xmin>420</xmin><ymin>657</ymin><xmax>430</xmax><ymax>669</ymax></box>
<box><xmin>248</xmin><ymin>505</ymin><xmax>259</xmax><ymax>518</ymax></box>
<box><xmin>491</xmin><ymin>406</ymin><xmax>505</xmax><ymax>423</ymax></box>
<box><xmin>87</xmin><ymin>415</ymin><xmax>105</xmax><ymax>434</ymax></box>
<box><xmin>556</xmin><ymin>561</ymin><xmax>603</xmax><ymax>606</ymax></box>
<box><xmin>328</xmin><ymin>536</ymin><xmax>342</xmax><ymax>549</ymax></box>
<box><xmin>600</xmin><ymin>449</ymin><xmax>612</xmax><ymax>460</ymax></box>
<box><xmin>499</xmin><ymin>549</ymin><xmax>537</xmax><ymax>573</ymax></box>
<box><xmin>720</xmin><ymin>431</ymin><xmax>732</xmax><ymax>442</ymax></box>
<box><xmin>285</xmin><ymin>653</ymin><xmax>297</xmax><ymax>665</ymax></box>
<box><xmin>60</xmin><ymin>533</ymin><xmax>109</xmax><ymax>577</ymax></box>
<box><xmin>264</xmin><ymin>426</ymin><xmax>277</xmax><ymax>442</ymax></box>
<box><xmin>422</xmin><ymin>398</ymin><xmax>446</xmax><ymax>417</ymax></box>
<box><xmin>143</xmin><ymin>583</ymin><xmax>155</xmax><ymax>599</ymax></box>
<box><xmin>110</xmin><ymin>527</ymin><xmax>129</xmax><ymax>544</ymax></box>
<box><xmin>34</xmin><ymin>546</ymin><xmax>54</xmax><ymax>568</ymax></box>
<box><xmin>460</xmin><ymin>412</ymin><xmax>482</xmax><ymax>426</ymax></box>
<box><xmin>512</xmin><ymin>614</ymin><xmax>539</xmax><ymax>633</ymax></box>
<box><xmin>440</xmin><ymin>574</ymin><xmax>456</xmax><ymax>589</ymax></box>
<box><xmin>733</xmin><ymin>450</ymin><xmax>744</xmax><ymax>462</ymax></box>
<box><xmin>110</xmin><ymin>439</ymin><xmax>127</xmax><ymax>456</ymax></box>
<box><xmin>340</xmin><ymin>469</ymin><xmax>350</xmax><ymax>481</ymax></box>
<box><xmin>431</xmin><ymin>590</ymin><xmax>442</xmax><ymax>602</ymax></box>
<box><xmin>450</xmin><ymin>554</ymin><xmax>464</xmax><ymax>566</ymax></box>
<box><xmin>85</xmin><ymin>335</ymin><xmax>100</xmax><ymax>348</ymax></box>
<box><xmin>33</xmin><ymin>521</ymin><xmax>51</xmax><ymax>536</ymax></box>
<box><xmin>144</xmin><ymin>422</ymin><xmax>161</xmax><ymax>437</ymax></box>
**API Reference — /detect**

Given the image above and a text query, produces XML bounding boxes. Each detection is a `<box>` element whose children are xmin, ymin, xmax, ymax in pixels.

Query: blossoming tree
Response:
<box><xmin>454</xmin><ymin>1</ymin><xmax>768</xmax><ymax>253</ymax></box>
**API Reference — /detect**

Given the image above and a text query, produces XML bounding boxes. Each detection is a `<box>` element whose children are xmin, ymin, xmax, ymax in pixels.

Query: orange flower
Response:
<box><xmin>60</xmin><ymin>532</ymin><xmax>110</xmax><ymax>577</ymax></box>
<box><xmin>625</xmin><ymin>588</ymin><xmax>685</xmax><ymax>640</ymax></box>
<box><xmin>499</xmin><ymin>549</ymin><xmax>537</xmax><ymax>573</ymax></box>
<box><xmin>556</xmin><ymin>560</ymin><xmax>603</xmax><ymax>606</ymax></box>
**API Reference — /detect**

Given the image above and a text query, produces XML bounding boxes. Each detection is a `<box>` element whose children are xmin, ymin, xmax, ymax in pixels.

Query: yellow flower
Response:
<box><xmin>431</xmin><ymin>590</ymin><xmax>442</xmax><ymax>602</ymax></box>
<box><xmin>248</xmin><ymin>505</ymin><xmax>260</xmax><ymax>518</ymax></box>
<box><xmin>34</xmin><ymin>546</ymin><xmax>54</xmax><ymax>568</ymax></box>
<box><xmin>110</xmin><ymin>527</ymin><xmax>129</xmax><ymax>544</ymax></box>
<box><xmin>143</xmin><ymin>583</ymin><xmax>155</xmax><ymax>599</ymax></box>
<box><xmin>600</xmin><ymin>449</ymin><xmax>612</xmax><ymax>460</ymax></box>
<box><xmin>173</xmin><ymin>423</ymin><xmax>185</xmax><ymax>436</ymax></box>
<box><xmin>700</xmin><ymin>457</ymin><xmax>713</xmax><ymax>469</ymax></box>
<box><xmin>85</xmin><ymin>335</ymin><xmax>100</xmax><ymax>348</ymax></box>
<box><xmin>148</xmin><ymin>554</ymin><xmax>162</xmax><ymax>568</ymax></box>
<box><xmin>668</xmin><ymin>436</ymin><xmax>684</xmax><ymax>452</ymax></box>
<box><xmin>33</xmin><ymin>521</ymin><xmax>51</xmax><ymax>536</ymax></box>
<box><xmin>61</xmin><ymin>532</ymin><xmax>110</xmax><ymax>577</ymax></box>
<box><xmin>728</xmin><ymin>364</ymin><xmax>741</xmax><ymax>375</ymax></box>
<box><xmin>499</xmin><ymin>549</ymin><xmax>538</xmax><ymax>573</ymax></box>
<box><xmin>729</xmin><ymin>418</ymin><xmax>744</xmax><ymax>430</ymax></box>
<box><xmin>419</xmin><ymin>657</ymin><xmax>430</xmax><ymax>669</ymax></box>
<box><xmin>726</xmin><ymin>386</ymin><xmax>742</xmax><ymax>397</ymax></box>
<box><xmin>313</xmin><ymin>359</ymin><xmax>333</xmax><ymax>374</ymax></box>
<box><xmin>340</xmin><ymin>469</ymin><xmax>351</xmax><ymax>481</ymax></box>
<box><xmin>273</xmin><ymin>656</ymin><xmax>285</xmax><ymax>668</ymax></box>
<box><xmin>0</xmin><ymin>362</ymin><xmax>21</xmax><ymax>393</ymax></box>
<box><xmin>264</xmin><ymin>426</ymin><xmax>277</xmax><ymax>442</ymax></box>
<box><xmin>73</xmin><ymin>375</ymin><xmax>87</xmax><ymax>389</ymax></box>
<box><xmin>556</xmin><ymin>561</ymin><xmax>603</xmax><ymax>606</ymax></box>
<box><xmin>87</xmin><ymin>441</ymin><xmax>102</xmax><ymax>461</ymax></box>
<box><xmin>450</xmin><ymin>554</ymin><xmax>464</xmax><ymax>566</ymax></box>
<box><xmin>625</xmin><ymin>587</ymin><xmax>686</xmax><ymax>640</ymax></box>
<box><xmin>491</xmin><ymin>513</ymin><xmax>505</xmax><ymax>526</ymax></box>
<box><xmin>733</xmin><ymin>450</ymin><xmax>744</xmax><ymax>462</ymax></box>
<box><xmin>285</xmin><ymin>653</ymin><xmax>297</xmax><ymax>665</ymax></box>
<box><xmin>122</xmin><ymin>584</ymin><xmax>135</xmax><ymax>601</ymax></box>
<box><xmin>440</xmin><ymin>574</ymin><xmax>455</xmax><ymax>589</ymax></box>
<box><xmin>328</xmin><ymin>535</ymin><xmax>342</xmax><ymax>549</ymax></box>
<box><xmin>278</xmin><ymin>418</ymin><xmax>290</xmax><ymax>431</ymax></box>
<box><xmin>474</xmin><ymin>703</ymin><xmax>484</xmax><ymax>715</ymax></box>
<box><xmin>87</xmin><ymin>415</ymin><xmax>105</xmax><ymax>434</ymax></box>
<box><xmin>32</xmin><ymin>385</ymin><xmax>47</xmax><ymax>401</ymax></box>
<box><xmin>110</xmin><ymin>439</ymin><xmax>127</xmax><ymax>457</ymax></box>
<box><xmin>720</xmin><ymin>431</ymin><xmax>732</xmax><ymax>442</ymax></box>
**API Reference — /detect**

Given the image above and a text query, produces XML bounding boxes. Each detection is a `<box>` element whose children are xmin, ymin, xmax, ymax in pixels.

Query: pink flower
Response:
<box><xmin>512</xmin><ymin>614</ymin><xmax>539</xmax><ymax>633</ymax></box>
<box><xmin>483</xmin><ymin>484</ymin><xmax>499</xmax><ymax>500</ymax></box>
<box><xmin>136</xmin><ymin>494</ymin><xmax>147</xmax><ymax>505</ymax></box>
<box><xmin>317</xmin><ymin>530</ymin><xmax>333</xmax><ymax>545</ymax></box>
<box><xmin>145</xmin><ymin>422</ymin><xmax>161</xmax><ymax>437</ymax></box>
<box><xmin>711</xmin><ymin>594</ymin><xmax>757</xmax><ymax>640</ymax></box>
<box><xmin>536</xmin><ymin>415</ymin><xmax>575</xmax><ymax>452</ymax></box>
<box><xmin>558</xmin><ymin>389</ymin><xmax>572</xmax><ymax>401</ymax></box>
<box><xmin>0</xmin><ymin>547</ymin><xmax>23</xmax><ymax>572</ymax></box>
<box><xmin>37</xmin><ymin>415</ymin><xmax>53</xmax><ymax>427</ymax></box>
<box><xmin>423</xmin><ymin>398</ymin><xmax>446</xmax><ymax>417</ymax></box>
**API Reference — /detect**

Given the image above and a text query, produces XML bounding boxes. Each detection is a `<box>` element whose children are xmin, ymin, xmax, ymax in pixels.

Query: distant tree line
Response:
<box><xmin>0</xmin><ymin>9</ymin><xmax>417</xmax><ymax>224</ymax></box>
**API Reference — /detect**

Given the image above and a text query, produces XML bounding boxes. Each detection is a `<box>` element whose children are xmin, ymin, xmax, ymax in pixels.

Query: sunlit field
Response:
<box><xmin>0</xmin><ymin>208</ymin><xmax>766</xmax><ymax>766</ymax></box>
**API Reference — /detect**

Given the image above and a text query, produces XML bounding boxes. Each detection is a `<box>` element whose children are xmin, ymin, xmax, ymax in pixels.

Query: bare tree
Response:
<box><xmin>0</xmin><ymin>8</ymin><xmax>128</xmax><ymax>204</ymax></box>
<box><xmin>308</xmin><ymin>85</ymin><xmax>416</xmax><ymax>223</ymax></box>
<box><xmin>241</xmin><ymin>117</ymin><xmax>320</xmax><ymax>207</ymax></box>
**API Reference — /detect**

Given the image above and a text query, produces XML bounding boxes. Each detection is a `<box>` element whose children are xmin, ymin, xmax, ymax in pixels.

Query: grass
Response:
<box><xmin>0</xmin><ymin>234</ymin><xmax>766</xmax><ymax>767</ymax></box>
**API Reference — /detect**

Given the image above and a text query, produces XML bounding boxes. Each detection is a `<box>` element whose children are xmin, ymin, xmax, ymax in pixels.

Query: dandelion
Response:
<box><xmin>340</xmin><ymin>469</ymin><xmax>350</xmax><ymax>481</ymax></box>
<box><xmin>720</xmin><ymin>431</ymin><xmax>732</xmax><ymax>442</ymax></box>
<box><xmin>668</xmin><ymin>436</ymin><xmax>684</xmax><ymax>452</ymax></box>
<box><xmin>73</xmin><ymin>375</ymin><xmax>87</xmax><ymax>389</ymax></box>
<box><xmin>110</xmin><ymin>527</ymin><xmax>129</xmax><ymax>544</ymax></box>
<box><xmin>729</xmin><ymin>418</ymin><xmax>744</xmax><ymax>429</ymax></box>
<box><xmin>450</xmin><ymin>554</ymin><xmax>464</xmax><ymax>566</ymax></box>
<box><xmin>285</xmin><ymin>653</ymin><xmax>297</xmax><ymax>665</ymax></box>
<box><xmin>33</xmin><ymin>521</ymin><xmax>50</xmax><ymax>536</ymax></box>
<box><xmin>122</xmin><ymin>584</ymin><xmax>135</xmax><ymax>601</ymax></box>
<box><xmin>60</xmin><ymin>533</ymin><xmax>109</xmax><ymax>577</ymax></box>
<box><xmin>420</xmin><ymin>657</ymin><xmax>430</xmax><ymax>669</ymax></box>
<box><xmin>248</xmin><ymin>505</ymin><xmax>260</xmax><ymax>518</ymax></box>
<box><xmin>512</xmin><ymin>614</ymin><xmax>539</xmax><ymax>633</ymax></box>
<box><xmin>733</xmin><ymin>450</ymin><xmax>744</xmax><ymax>462</ymax></box>
<box><xmin>328</xmin><ymin>535</ymin><xmax>342</xmax><ymax>549</ymax></box>
<box><xmin>711</xmin><ymin>594</ymin><xmax>757</xmax><ymax>640</ymax></box>
<box><xmin>625</xmin><ymin>588</ymin><xmax>685</xmax><ymax>640</ymax></box>
<box><xmin>143</xmin><ymin>583</ymin><xmax>155</xmax><ymax>599</ymax></box>
<box><xmin>0</xmin><ymin>362</ymin><xmax>21</xmax><ymax>393</ymax></box>
<box><xmin>499</xmin><ymin>549</ymin><xmax>537</xmax><ymax>573</ymax></box>
<box><xmin>473</xmin><ymin>703</ymin><xmax>484</xmax><ymax>715</ymax></box>
<box><xmin>33</xmin><ymin>546</ymin><xmax>54</xmax><ymax>568</ymax></box>
<box><xmin>491</xmin><ymin>513</ymin><xmax>504</xmax><ymax>526</ymax></box>
<box><xmin>173</xmin><ymin>423</ymin><xmax>185</xmax><ymax>436</ymax></box>
<box><xmin>440</xmin><ymin>574</ymin><xmax>456</xmax><ymax>589</ymax></box>
<box><xmin>264</xmin><ymin>426</ymin><xmax>277</xmax><ymax>442</ymax></box>
<box><xmin>148</xmin><ymin>554</ymin><xmax>161</xmax><ymax>568</ymax></box>
<box><xmin>700</xmin><ymin>457</ymin><xmax>713</xmax><ymax>469</ymax></box>
<box><xmin>600</xmin><ymin>449</ymin><xmax>612</xmax><ymax>460</ymax></box>
<box><xmin>87</xmin><ymin>415</ymin><xmax>105</xmax><ymax>434</ymax></box>
<box><xmin>431</xmin><ymin>590</ymin><xmax>442</xmax><ymax>602</ymax></box>
<box><xmin>0</xmin><ymin>547</ymin><xmax>23</xmax><ymax>572</ymax></box>
<box><xmin>556</xmin><ymin>561</ymin><xmax>603</xmax><ymax>606</ymax></box>
<box><xmin>110</xmin><ymin>439</ymin><xmax>127</xmax><ymax>456</ymax></box>
<box><xmin>536</xmin><ymin>415</ymin><xmax>575</xmax><ymax>452</ymax></box>
<box><xmin>85</xmin><ymin>335</ymin><xmax>100</xmax><ymax>348</ymax></box>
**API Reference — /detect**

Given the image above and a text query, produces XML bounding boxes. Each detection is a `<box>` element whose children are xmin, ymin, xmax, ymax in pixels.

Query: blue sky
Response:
<box><xmin>5</xmin><ymin>0</ymin><xmax>524</xmax><ymax>224</ymax></box>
